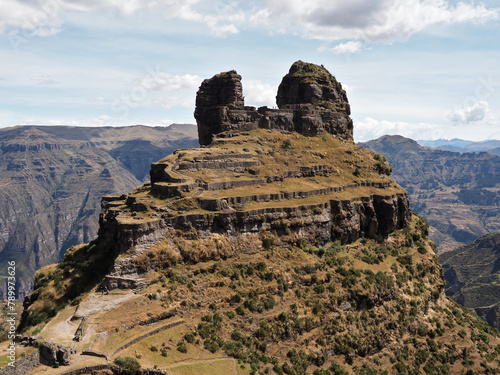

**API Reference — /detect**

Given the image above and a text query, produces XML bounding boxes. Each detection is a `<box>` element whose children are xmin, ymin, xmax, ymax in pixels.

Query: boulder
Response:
<box><xmin>39</xmin><ymin>341</ymin><xmax>57</xmax><ymax>366</ymax></box>
<box><xmin>56</xmin><ymin>345</ymin><xmax>72</xmax><ymax>366</ymax></box>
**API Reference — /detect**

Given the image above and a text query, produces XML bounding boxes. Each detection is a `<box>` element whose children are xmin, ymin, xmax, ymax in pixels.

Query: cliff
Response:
<box><xmin>15</xmin><ymin>62</ymin><xmax>500</xmax><ymax>375</ymax></box>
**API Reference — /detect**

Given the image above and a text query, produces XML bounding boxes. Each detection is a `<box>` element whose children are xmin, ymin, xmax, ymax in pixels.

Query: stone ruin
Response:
<box><xmin>194</xmin><ymin>60</ymin><xmax>353</xmax><ymax>145</ymax></box>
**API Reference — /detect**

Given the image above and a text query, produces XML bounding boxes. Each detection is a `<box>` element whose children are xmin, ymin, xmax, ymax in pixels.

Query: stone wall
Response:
<box><xmin>0</xmin><ymin>350</ymin><xmax>39</xmax><ymax>375</ymax></box>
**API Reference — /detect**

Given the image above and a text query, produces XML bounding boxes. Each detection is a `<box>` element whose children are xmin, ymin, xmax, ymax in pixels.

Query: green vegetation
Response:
<box><xmin>115</xmin><ymin>356</ymin><xmax>141</xmax><ymax>373</ymax></box>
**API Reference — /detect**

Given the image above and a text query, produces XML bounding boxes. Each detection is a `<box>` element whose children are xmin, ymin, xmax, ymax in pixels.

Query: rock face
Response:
<box><xmin>91</xmin><ymin>126</ymin><xmax>409</xmax><ymax>285</ymax></box>
<box><xmin>276</xmin><ymin>61</ymin><xmax>352</xmax><ymax>138</ymax></box>
<box><xmin>195</xmin><ymin>61</ymin><xmax>353</xmax><ymax>145</ymax></box>
<box><xmin>194</xmin><ymin>70</ymin><xmax>246</xmax><ymax>145</ymax></box>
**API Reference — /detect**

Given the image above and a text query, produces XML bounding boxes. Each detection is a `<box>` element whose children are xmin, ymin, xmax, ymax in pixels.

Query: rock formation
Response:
<box><xmin>90</xmin><ymin>62</ymin><xmax>407</xmax><ymax>287</ymax></box>
<box><xmin>19</xmin><ymin>62</ymin><xmax>500</xmax><ymax>375</ymax></box>
<box><xmin>195</xmin><ymin>61</ymin><xmax>353</xmax><ymax>145</ymax></box>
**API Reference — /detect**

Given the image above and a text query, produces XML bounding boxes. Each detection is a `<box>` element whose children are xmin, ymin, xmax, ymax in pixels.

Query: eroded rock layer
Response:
<box><xmin>97</xmin><ymin>127</ymin><xmax>408</xmax><ymax>284</ymax></box>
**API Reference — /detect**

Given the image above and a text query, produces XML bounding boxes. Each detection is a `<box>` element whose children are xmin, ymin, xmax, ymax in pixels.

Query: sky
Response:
<box><xmin>0</xmin><ymin>0</ymin><xmax>499</xmax><ymax>142</ymax></box>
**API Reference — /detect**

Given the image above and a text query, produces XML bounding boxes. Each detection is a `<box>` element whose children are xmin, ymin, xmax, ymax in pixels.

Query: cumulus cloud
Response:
<box><xmin>329</xmin><ymin>41</ymin><xmax>363</xmax><ymax>54</ymax></box>
<box><xmin>0</xmin><ymin>0</ymin><xmax>63</xmax><ymax>36</ymax></box>
<box><xmin>0</xmin><ymin>0</ymin><xmax>244</xmax><ymax>37</ymax></box>
<box><xmin>243</xmin><ymin>79</ymin><xmax>276</xmax><ymax>107</ymax></box>
<box><xmin>0</xmin><ymin>0</ymin><xmax>497</xmax><ymax>41</ymax></box>
<box><xmin>136</xmin><ymin>73</ymin><xmax>202</xmax><ymax>92</ymax></box>
<box><xmin>445</xmin><ymin>100</ymin><xmax>489</xmax><ymax>124</ymax></box>
<box><xmin>252</xmin><ymin>0</ymin><xmax>499</xmax><ymax>42</ymax></box>
<box><xmin>354</xmin><ymin>117</ymin><xmax>444</xmax><ymax>142</ymax></box>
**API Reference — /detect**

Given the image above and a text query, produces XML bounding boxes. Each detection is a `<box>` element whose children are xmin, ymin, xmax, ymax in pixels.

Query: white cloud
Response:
<box><xmin>0</xmin><ymin>0</ymin><xmax>244</xmax><ymax>38</ymax></box>
<box><xmin>354</xmin><ymin>117</ymin><xmax>444</xmax><ymax>142</ymax></box>
<box><xmin>91</xmin><ymin>114</ymin><xmax>125</xmax><ymax>126</ymax></box>
<box><xmin>0</xmin><ymin>0</ymin><xmax>63</xmax><ymax>36</ymax></box>
<box><xmin>330</xmin><ymin>41</ymin><xmax>363</xmax><ymax>54</ymax></box>
<box><xmin>243</xmin><ymin>79</ymin><xmax>276</xmax><ymax>107</ymax></box>
<box><xmin>1</xmin><ymin>0</ymin><xmax>497</xmax><ymax>42</ymax></box>
<box><xmin>135</xmin><ymin>73</ymin><xmax>202</xmax><ymax>92</ymax></box>
<box><xmin>253</xmin><ymin>0</ymin><xmax>499</xmax><ymax>42</ymax></box>
<box><xmin>445</xmin><ymin>100</ymin><xmax>489</xmax><ymax>124</ymax></box>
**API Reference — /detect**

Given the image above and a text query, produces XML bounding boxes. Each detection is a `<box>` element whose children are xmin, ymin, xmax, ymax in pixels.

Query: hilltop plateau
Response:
<box><xmin>7</xmin><ymin>62</ymin><xmax>500</xmax><ymax>375</ymax></box>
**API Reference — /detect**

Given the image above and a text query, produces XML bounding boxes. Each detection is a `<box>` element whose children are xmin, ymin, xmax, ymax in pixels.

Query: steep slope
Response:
<box><xmin>13</xmin><ymin>62</ymin><xmax>500</xmax><ymax>375</ymax></box>
<box><xmin>0</xmin><ymin>124</ymin><xmax>198</xmax><ymax>298</ymax></box>
<box><xmin>361</xmin><ymin>135</ymin><xmax>500</xmax><ymax>253</ymax></box>
<box><xmin>440</xmin><ymin>233</ymin><xmax>500</xmax><ymax>329</ymax></box>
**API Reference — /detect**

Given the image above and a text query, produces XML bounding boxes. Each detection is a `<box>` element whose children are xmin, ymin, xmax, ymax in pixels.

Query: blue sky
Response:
<box><xmin>0</xmin><ymin>0</ymin><xmax>499</xmax><ymax>142</ymax></box>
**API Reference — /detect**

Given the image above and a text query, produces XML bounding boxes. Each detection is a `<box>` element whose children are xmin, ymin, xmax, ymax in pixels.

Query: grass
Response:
<box><xmin>167</xmin><ymin>358</ymin><xmax>246</xmax><ymax>375</ymax></box>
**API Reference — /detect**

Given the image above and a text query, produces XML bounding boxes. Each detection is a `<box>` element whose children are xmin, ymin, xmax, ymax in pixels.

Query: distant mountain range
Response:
<box><xmin>417</xmin><ymin>138</ymin><xmax>500</xmax><ymax>156</ymax></box>
<box><xmin>440</xmin><ymin>232</ymin><xmax>500</xmax><ymax>329</ymax></box>
<box><xmin>361</xmin><ymin>135</ymin><xmax>500</xmax><ymax>253</ymax></box>
<box><xmin>0</xmin><ymin>124</ymin><xmax>198</xmax><ymax>298</ymax></box>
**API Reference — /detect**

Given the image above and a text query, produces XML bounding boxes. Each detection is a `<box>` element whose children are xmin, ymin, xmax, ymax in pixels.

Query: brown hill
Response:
<box><xmin>11</xmin><ymin>62</ymin><xmax>500</xmax><ymax>375</ymax></box>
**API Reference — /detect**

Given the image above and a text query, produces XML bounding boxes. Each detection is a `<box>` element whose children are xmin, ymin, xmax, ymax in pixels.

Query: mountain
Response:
<box><xmin>440</xmin><ymin>233</ymin><xmax>500</xmax><ymax>330</ymax></box>
<box><xmin>0</xmin><ymin>124</ymin><xmax>198</xmax><ymax>299</ymax></box>
<box><xmin>360</xmin><ymin>135</ymin><xmax>500</xmax><ymax>253</ymax></box>
<box><xmin>13</xmin><ymin>62</ymin><xmax>500</xmax><ymax>375</ymax></box>
<box><xmin>418</xmin><ymin>139</ymin><xmax>500</xmax><ymax>157</ymax></box>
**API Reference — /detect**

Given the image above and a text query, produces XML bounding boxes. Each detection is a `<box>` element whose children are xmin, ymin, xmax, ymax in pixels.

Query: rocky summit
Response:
<box><xmin>195</xmin><ymin>61</ymin><xmax>353</xmax><ymax>146</ymax></box>
<box><xmin>14</xmin><ymin>62</ymin><xmax>500</xmax><ymax>375</ymax></box>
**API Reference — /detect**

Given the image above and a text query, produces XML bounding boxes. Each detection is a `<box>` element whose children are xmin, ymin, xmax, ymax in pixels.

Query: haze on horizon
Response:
<box><xmin>0</xmin><ymin>0</ymin><xmax>499</xmax><ymax>142</ymax></box>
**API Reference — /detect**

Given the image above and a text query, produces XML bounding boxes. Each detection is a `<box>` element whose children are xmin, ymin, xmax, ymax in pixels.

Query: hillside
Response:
<box><xmin>360</xmin><ymin>135</ymin><xmax>500</xmax><ymax>253</ymax></box>
<box><xmin>10</xmin><ymin>62</ymin><xmax>500</xmax><ymax>375</ymax></box>
<box><xmin>440</xmin><ymin>233</ymin><xmax>500</xmax><ymax>330</ymax></box>
<box><xmin>0</xmin><ymin>124</ymin><xmax>198</xmax><ymax>298</ymax></box>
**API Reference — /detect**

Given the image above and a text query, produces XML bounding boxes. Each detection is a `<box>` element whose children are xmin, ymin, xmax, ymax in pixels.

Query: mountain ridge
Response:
<box><xmin>360</xmin><ymin>135</ymin><xmax>500</xmax><ymax>253</ymax></box>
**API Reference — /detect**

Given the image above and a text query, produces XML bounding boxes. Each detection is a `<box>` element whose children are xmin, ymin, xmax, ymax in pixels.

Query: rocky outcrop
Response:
<box><xmin>195</xmin><ymin>61</ymin><xmax>353</xmax><ymax>145</ymax></box>
<box><xmin>276</xmin><ymin>61</ymin><xmax>353</xmax><ymax>138</ymax></box>
<box><xmin>39</xmin><ymin>340</ymin><xmax>73</xmax><ymax>366</ymax></box>
<box><xmin>194</xmin><ymin>70</ymin><xmax>246</xmax><ymax>145</ymax></box>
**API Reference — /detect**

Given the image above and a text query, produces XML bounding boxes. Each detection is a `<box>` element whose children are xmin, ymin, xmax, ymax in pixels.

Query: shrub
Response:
<box><xmin>177</xmin><ymin>341</ymin><xmax>187</xmax><ymax>353</ymax></box>
<box><xmin>184</xmin><ymin>333</ymin><xmax>195</xmax><ymax>343</ymax></box>
<box><xmin>282</xmin><ymin>139</ymin><xmax>292</xmax><ymax>149</ymax></box>
<box><xmin>114</xmin><ymin>356</ymin><xmax>141</xmax><ymax>373</ymax></box>
<box><xmin>262</xmin><ymin>238</ymin><xmax>274</xmax><ymax>249</ymax></box>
